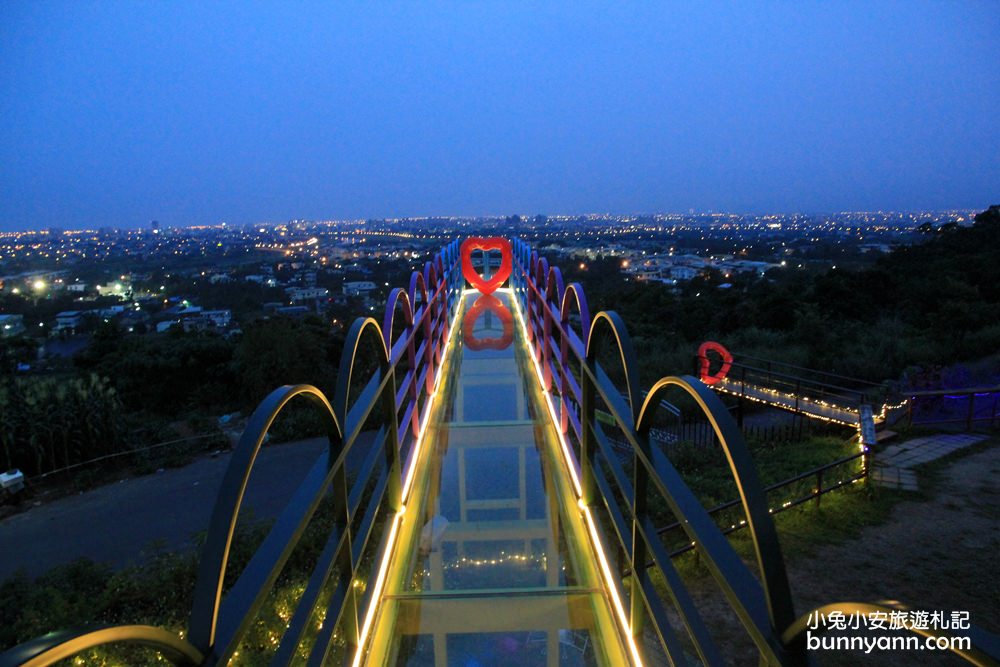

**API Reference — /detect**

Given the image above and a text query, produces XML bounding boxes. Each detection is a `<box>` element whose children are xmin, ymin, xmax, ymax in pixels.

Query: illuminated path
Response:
<box><xmin>712</xmin><ymin>377</ymin><xmax>867</xmax><ymax>427</ymax></box>
<box><xmin>361</xmin><ymin>290</ymin><xmax>632</xmax><ymax>666</ymax></box>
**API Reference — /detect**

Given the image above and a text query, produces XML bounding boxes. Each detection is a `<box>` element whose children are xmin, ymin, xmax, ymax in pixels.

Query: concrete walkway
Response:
<box><xmin>871</xmin><ymin>433</ymin><xmax>989</xmax><ymax>491</ymax></box>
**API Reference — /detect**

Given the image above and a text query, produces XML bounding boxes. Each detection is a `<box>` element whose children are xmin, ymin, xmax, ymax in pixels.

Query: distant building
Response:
<box><xmin>631</xmin><ymin>269</ymin><xmax>662</xmax><ymax>282</ymax></box>
<box><xmin>342</xmin><ymin>281</ymin><xmax>376</xmax><ymax>297</ymax></box>
<box><xmin>286</xmin><ymin>287</ymin><xmax>329</xmax><ymax>302</ymax></box>
<box><xmin>275</xmin><ymin>305</ymin><xmax>311</xmax><ymax>318</ymax></box>
<box><xmin>67</xmin><ymin>283</ymin><xmax>87</xmax><ymax>293</ymax></box>
<box><xmin>162</xmin><ymin>303</ymin><xmax>202</xmax><ymax>317</ymax></box>
<box><xmin>98</xmin><ymin>305</ymin><xmax>127</xmax><ymax>318</ymax></box>
<box><xmin>156</xmin><ymin>320</ymin><xmax>180</xmax><ymax>333</ymax></box>
<box><xmin>0</xmin><ymin>314</ymin><xmax>25</xmax><ymax>337</ymax></box>
<box><xmin>670</xmin><ymin>266</ymin><xmax>701</xmax><ymax>281</ymax></box>
<box><xmin>245</xmin><ymin>274</ymin><xmax>278</xmax><ymax>287</ymax></box>
<box><xmin>96</xmin><ymin>282</ymin><xmax>130</xmax><ymax>298</ymax></box>
<box><xmin>54</xmin><ymin>311</ymin><xmax>84</xmax><ymax>332</ymax></box>
<box><xmin>202</xmin><ymin>309</ymin><xmax>232</xmax><ymax>328</ymax></box>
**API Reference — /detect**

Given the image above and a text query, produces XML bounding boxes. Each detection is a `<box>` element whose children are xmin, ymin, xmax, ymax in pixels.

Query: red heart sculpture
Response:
<box><xmin>461</xmin><ymin>237</ymin><xmax>512</xmax><ymax>295</ymax></box>
<box><xmin>697</xmin><ymin>341</ymin><xmax>733</xmax><ymax>385</ymax></box>
<box><xmin>463</xmin><ymin>295</ymin><xmax>514</xmax><ymax>351</ymax></box>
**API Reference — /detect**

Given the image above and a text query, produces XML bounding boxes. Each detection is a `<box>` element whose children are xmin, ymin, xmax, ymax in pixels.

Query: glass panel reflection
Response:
<box><xmin>366</xmin><ymin>292</ymin><xmax>628</xmax><ymax>667</ymax></box>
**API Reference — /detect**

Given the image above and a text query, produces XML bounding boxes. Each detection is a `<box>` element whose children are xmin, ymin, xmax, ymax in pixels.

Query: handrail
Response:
<box><xmin>720</xmin><ymin>360</ymin><xmax>871</xmax><ymax>400</ymax></box>
<box><xmin>733</xmin><ymin>352</ymin><xmax>886</xmax><ymax>389</ymax></box>
<box><xmin>0</xmin><ymin>626</ymin><xmax>203</xmax><ymax>667</ymax></box>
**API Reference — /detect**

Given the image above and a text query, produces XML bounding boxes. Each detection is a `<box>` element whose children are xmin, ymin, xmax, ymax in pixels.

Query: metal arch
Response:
<box><xmin>545</xmin><ymin>265</ymin><xmax>565</xmax><ymax>305</ymax></box>
<box><xmin>423</xmin><ymin>259</ymin><xmax>438</xmax><ymax>292</ymax></box>
<box><xmin>407</xmin><ymin>267</ymin><xmax>429</xmax><ymax>311</ymax></box>
<box><xmin>382</xmin><ymin>287</ymin><xmax>414</xmax><ymax>353</ymax></box>
<box><xmin>535</xmin><ymin>256</ymin><xmax>550</xmax><ymax>295</ymax></box>
<box><xmin>333</xmin><ymin>316</ymin><xmax>390</xmax><ymax>431</ymax></box>
<box><xmin>783</xmin><ymin>602</ymin><xmax>1000</xmax><ymax>667</ymax></box>
<box><xmin>636</xmin><ymin>375</ymin><xmax>799</xmax><ymax>648</ymax></box>
<box><xmin>559</xmin><ymin>282</ymin><xmax>592</xmax><ymax>345</ymax></box>
<box><xmin>0</xmin><ymin>625</ymin><xmax>203</xmax><ymax>667</ymax></box>
<box><xmin>586</xmin><ymin>310</ymin><xmax>642</xmax><ymax>429</ymax></box>
<box><xmin>188</xmin><ymin>384</ymin><xmax>342</xmax><ymax>655</ymax></box>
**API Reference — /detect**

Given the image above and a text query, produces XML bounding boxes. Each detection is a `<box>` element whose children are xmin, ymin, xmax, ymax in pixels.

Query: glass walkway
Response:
<box><xmin>362</xmin><ymin>290</ymin><xmax>631</xmax><ymax>667</ymax></box>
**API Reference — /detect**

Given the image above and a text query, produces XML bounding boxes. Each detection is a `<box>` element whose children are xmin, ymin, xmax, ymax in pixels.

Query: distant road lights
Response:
<box><xmin>32</xmin><ymin>279</ymin><xmax>46</xmax><ymax>291</ymax></box>
<box><xmin>621</xmin><ymin>259</ymin><xmax>630</xmax><ymax>268</ymax></box>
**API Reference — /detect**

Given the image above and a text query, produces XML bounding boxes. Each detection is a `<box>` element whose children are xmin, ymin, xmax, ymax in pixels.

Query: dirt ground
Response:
<box><xmin>649</xmin><ymin>443</ymin><xmax>999</xmax><ymax>666</ymax></box>
<box><xmin>786</xmin><ymin>444</ymin><xmax>999</xmax><ymax>666</ymax></box>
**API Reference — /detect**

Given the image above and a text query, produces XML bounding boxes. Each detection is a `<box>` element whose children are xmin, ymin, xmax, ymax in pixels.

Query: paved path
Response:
<box><xmin>871</xmin><ymin>433</ymin><xmax>989</xmax><ymax>491</ymax></box>
<box><xmin>0</xmin><ymin>438</ymin><xmax>327</xmax><ymax>580</ymax></box>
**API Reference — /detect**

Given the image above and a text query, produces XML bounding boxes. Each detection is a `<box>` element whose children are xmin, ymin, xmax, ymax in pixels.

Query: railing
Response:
<box><xmin>0</xmin><ymin>240</ymin><xmax>464</xmax><ymax>667</ymax></box>
<box><xmin>657</xmin><ymin>450</ymin><xmax>866</xmax><ymax>559</ymax></box>
<box><xmin>906</xmin><ymin>386</ymin><xmax>1000</xmax><ymax>430</ymax></box>
<box><xmin>510</xmin><ymin>237</ymin><xmax>999</xmax><ymax>666</ymax></box>
<box><xmin>696</xmin><ymin>352</ymin><xmax>904</xmax><ymax>425</ymax></box>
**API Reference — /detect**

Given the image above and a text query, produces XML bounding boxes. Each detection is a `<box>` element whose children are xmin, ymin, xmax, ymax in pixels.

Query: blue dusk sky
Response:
<box><xmin>0</xmin><ymin>2</ymin><xmax>997</xmax><ymax>231</ymax></box>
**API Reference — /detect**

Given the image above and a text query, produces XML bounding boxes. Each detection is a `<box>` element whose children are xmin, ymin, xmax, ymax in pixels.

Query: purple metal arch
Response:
<box><xmin>558</xmin><ymin>282</ymin><xmax>592</xmax><ymax>440</ymax></box>
<box><xmin>382</xmin><ymin>287</ymin><xmax>414</xmax><ymax>355</ymax></box>
<box><xmin>383</xmin><ymin>288</ymin><xmax>419</xmax><ymax>437</ymax></box>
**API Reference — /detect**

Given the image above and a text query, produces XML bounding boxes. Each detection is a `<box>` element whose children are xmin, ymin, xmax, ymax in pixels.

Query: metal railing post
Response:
<box><xmin>581</xmin><ymin>362</ymin><xmax>596</xmax><ymax>507</ymax></box>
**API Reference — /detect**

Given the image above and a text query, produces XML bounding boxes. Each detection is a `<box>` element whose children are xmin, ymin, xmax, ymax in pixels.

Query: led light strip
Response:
<box><xmin>352</xmin><ymin>285</ymin><xmax>465</xmax><ymax>667</ymax></box>
<box><xmin>506</xmin><ymin>284</ymin><xmax>644</xmax><ymax>667</ymax></box>
<box><xmin>505</xmin><ymin>287</ymin><xmax>583</xmax><ymax>497</ymax></box>
<box><xmin>401</xmin><ymin>291</ymin><xmax>466</xmax><ymax>500</ymax></box>
<box><xmin>351</xmin><ymin>508</ymin><xmax>404</xmax><ymax>667</ymax></box>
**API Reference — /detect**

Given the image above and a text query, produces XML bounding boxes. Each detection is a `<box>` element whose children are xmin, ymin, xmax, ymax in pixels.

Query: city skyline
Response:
<box><xmin>1</xmin><ymin>2</ymin><xmax>998</xmax><ymax>231</ymax></box>
<box><xmin>0</xmin><ymin>206</ymin><xmax>986</xmax><ymax>236</ymax></box>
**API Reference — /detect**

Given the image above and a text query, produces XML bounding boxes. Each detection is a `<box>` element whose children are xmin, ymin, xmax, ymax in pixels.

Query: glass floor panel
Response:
<box><xmin>363</xmin><ymin>291</ymin><xmax>630</xmax><ymax>667</ymax></box>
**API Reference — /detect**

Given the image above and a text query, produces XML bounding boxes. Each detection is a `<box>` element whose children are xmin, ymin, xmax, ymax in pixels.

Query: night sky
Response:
<box><xmin>1</xmin><ymin>2</ymin><xmax>997</xmax><ymax>231</ymax></box>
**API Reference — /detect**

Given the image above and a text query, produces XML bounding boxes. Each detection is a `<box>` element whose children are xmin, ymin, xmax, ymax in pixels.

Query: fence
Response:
<box><xmin>907</xmin><ymin>386</ymin><xmax>1000</xmax><ymax>430</ymax></box>
<box><xmin>657</xmin><ymin>450</ymin><xmax>866</xmax><ymax>558</ymax></box>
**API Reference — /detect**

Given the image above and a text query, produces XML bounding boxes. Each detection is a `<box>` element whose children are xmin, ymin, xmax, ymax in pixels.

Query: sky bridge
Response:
<box><xmin>2</xmin><ymin>238</ymin><xmax>996</xmax><ymax>667</ymax></box>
